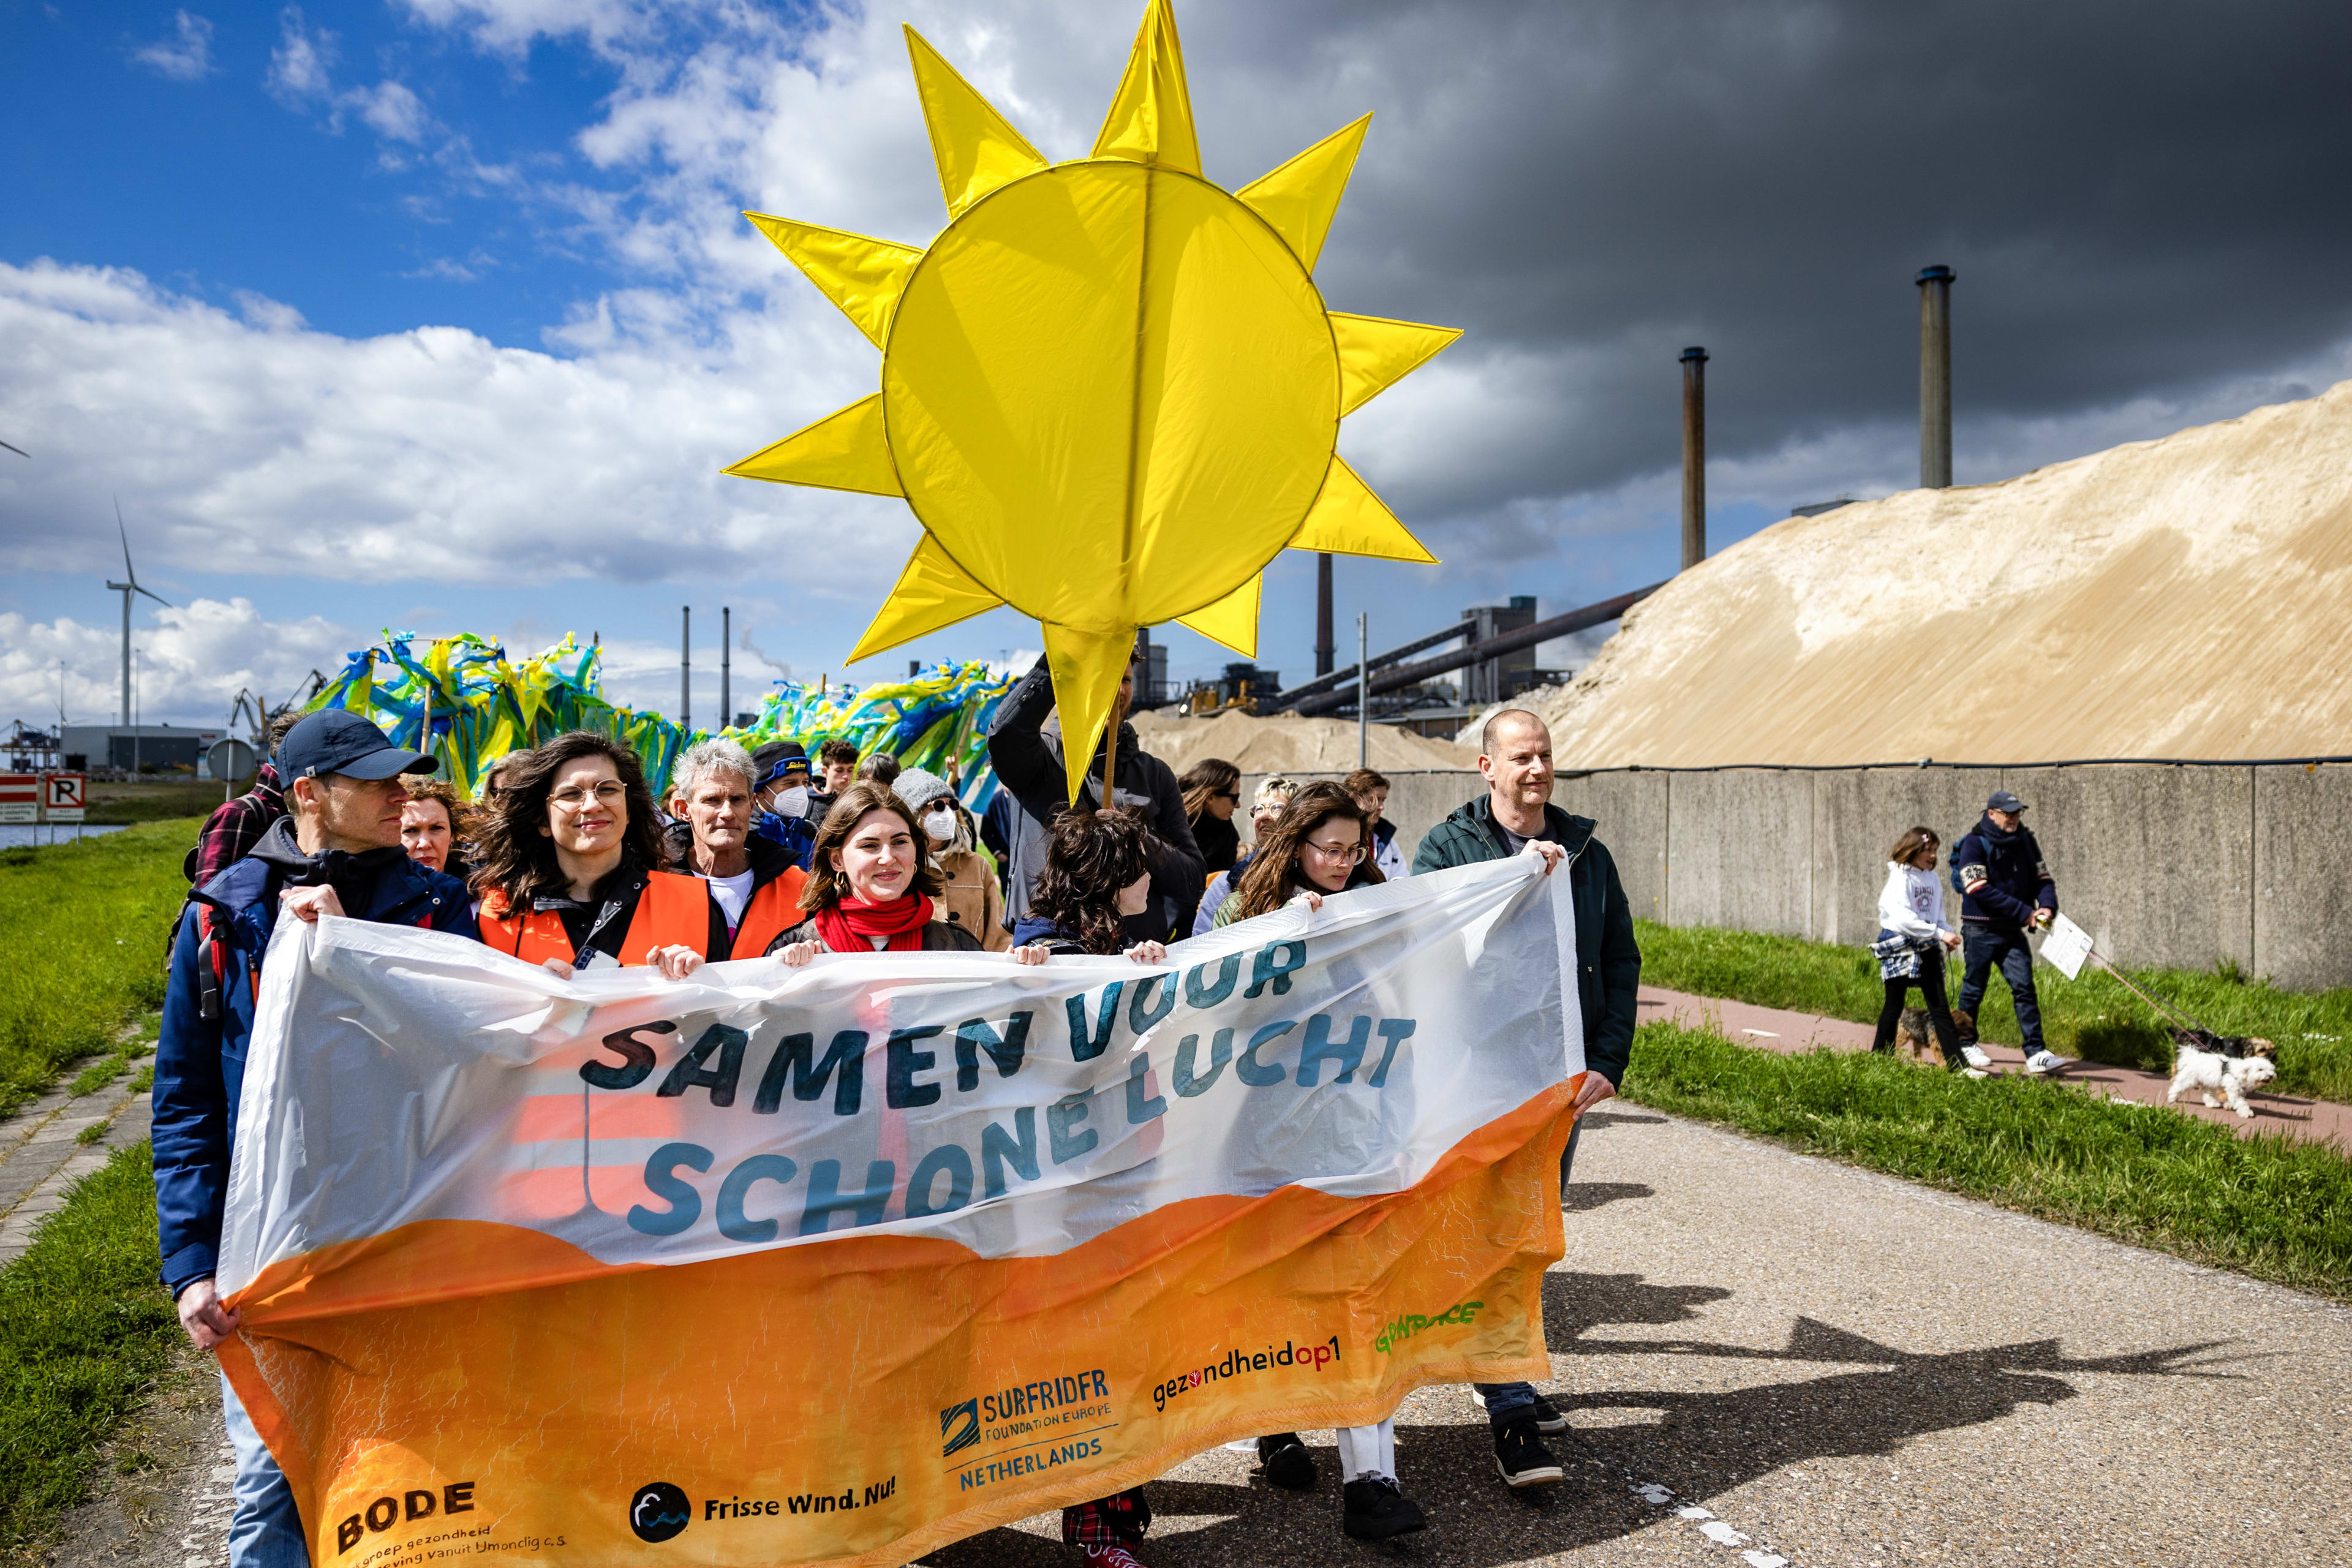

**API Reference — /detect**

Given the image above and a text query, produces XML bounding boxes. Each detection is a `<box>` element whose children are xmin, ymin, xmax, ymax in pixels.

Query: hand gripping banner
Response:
<box><xmin>216</xmin><ymin>856</ymin><xmax>1585</xmax><ymax>1567</ymax></box>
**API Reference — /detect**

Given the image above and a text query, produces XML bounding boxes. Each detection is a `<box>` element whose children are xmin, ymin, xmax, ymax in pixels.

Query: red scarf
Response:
<box><xmin>814</xmin><ymin>892</ymin><xmax>934</xmax><ymax>954</ymax></box>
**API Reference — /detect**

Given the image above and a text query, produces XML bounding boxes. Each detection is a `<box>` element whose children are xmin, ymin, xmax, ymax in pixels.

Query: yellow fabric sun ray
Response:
<box><xmin>848</xmin><ymin>534</ymin><xmax>1004</xmax><ymax>665</ymax></box>
<box><xmin>1175</xmin><ymin>572</ymin><xmax>1261</xmax><ymax>658</ymax></box>
<box><xmin>1330</xmin><ymin>312</ymin><xmax>1463</xmax><ymax>417</ymax></box>
<box><xmin>903</xmin><ymin>27</ymin><xmax>1049</xmax><ymax>218</ymax></box>
<box><xmin>744</xmin><ymin>213</ymin><xmax>924</xmax><ymax>349</ymax></box>
<box><xmin>723</xmin><ymin>394</ymin><xmax>902</xmax><ymax>496</ymax></box>
<box><xmin>1092</xmin><ymin>0</ymin><xmax>1201</xmax><ymax>174</ymax></box>
<box><xmin>1041</xmin><ymin>622</ymin><xmax>1143</xmax><ymax>806</ymax></box>
<box><xmin>1290</xmin><ymin>456</ymin><xmax>1438</xmax><ymax>564</ymax></box>
<box><xmin>1237</xmin><ymin>115</ymin><xmax>1370</xmax><ymax>273</ymax></box>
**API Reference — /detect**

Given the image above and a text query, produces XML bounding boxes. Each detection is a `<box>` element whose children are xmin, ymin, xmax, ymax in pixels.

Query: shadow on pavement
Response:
<box><xmin>1561</xmin><ymin>1182</ymin><xmax>1654</xmax><ymax>1212</ymax></box>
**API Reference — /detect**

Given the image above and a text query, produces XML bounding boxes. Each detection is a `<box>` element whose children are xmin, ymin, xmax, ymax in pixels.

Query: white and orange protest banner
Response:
<box><xmin>217</xmin><ymin>856</ymin><xmax>1585</xmax><ymax>1567</ymax></box>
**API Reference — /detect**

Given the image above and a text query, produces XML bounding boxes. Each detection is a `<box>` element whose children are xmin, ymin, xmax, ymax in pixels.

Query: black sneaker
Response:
<box><xmin>1342</xmin><ymin>1477</ymin><xmax>1427</xmax><ymax>1541</ymax></box>
<box><xmin>1492</xmin><ymin>1418</ymin><xmax>1565</xmax><ymax>1488</ymax></box>
<box><xmin>1256</xmin><ymin>1433</ymin><xmax>1316</xmax><ymax>1491</ymax></box>
<box><xmin>1471</xmin><ymin>1387</ymin><xmax>1570</xmax><ymax>1435</ymax></box>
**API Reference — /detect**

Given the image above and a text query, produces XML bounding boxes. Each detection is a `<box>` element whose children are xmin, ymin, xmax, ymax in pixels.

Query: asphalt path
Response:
<box><xmin>45</xmin><ymin>1108</ymin><xmax>2349</xmax><ymax>1568</ymax></box>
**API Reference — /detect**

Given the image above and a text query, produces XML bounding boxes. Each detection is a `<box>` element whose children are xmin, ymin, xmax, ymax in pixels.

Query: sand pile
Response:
<box><xmin>1127</xmin><ymin>707</ymin><xmax>1477</xmax><ymax>775</ymax></box>
<box><xmin>1536</xmin><ymin>379</ymin><xmax>2352</xmax><ymax>766</ymax></box>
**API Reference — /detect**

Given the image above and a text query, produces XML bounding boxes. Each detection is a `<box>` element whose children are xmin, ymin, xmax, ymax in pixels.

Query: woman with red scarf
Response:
<box><xmin>767</xmin><ymin>781</ymin><xmax>1016</xmax><ymax>961</ymax></box>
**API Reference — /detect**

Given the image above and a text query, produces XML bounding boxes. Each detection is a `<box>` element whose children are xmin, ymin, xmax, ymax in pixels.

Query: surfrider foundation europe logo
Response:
<box><xmin>629</xmin><ymin>1482</ymin><xmax>691</xmax><ymax>1543</ymax></box>
<box><xmin>940</xmin><ymin>1399</ymin><xmax>980</xmax><ymax>1459</ymax></box>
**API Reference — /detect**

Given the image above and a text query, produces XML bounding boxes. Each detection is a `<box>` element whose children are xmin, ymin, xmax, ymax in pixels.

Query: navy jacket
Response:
<box><xmin>153</xmin><ymin>820</ymin><xmax>475</xmax><ymax>1297</ymax></box>
<box><xmin>1411</xmin><ymin>797</ymin><xmax>1641</xmax><ymax>1088</ymax></box>
<box><xmin>1953</xmin><ymin>815</ymin><xmax>2057</xmax><ymax>932</ymax></box>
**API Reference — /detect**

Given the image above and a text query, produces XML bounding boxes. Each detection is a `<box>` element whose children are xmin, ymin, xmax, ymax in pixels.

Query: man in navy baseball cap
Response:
<box><xmin>154</xmin><ymin>706</ymin><xmax>472</xmax><ymax>1568</ymax></box>
<box><xmin>273</xmin><ymin>708</ymin><xmax>439</xmax><ymax>782</ymax></box>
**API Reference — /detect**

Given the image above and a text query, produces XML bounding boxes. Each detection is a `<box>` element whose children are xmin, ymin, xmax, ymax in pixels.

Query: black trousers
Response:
<box><xmin>1871</xmin><ymin>946</ymin><xmax>1964</xmax><ymax>1066</ymax></box>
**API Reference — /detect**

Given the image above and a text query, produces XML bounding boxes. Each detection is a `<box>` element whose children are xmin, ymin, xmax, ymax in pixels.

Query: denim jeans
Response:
<box><xmin>1472</xmin><ymin>1116</ymin><xmax>1588</xmax><ymax>1427</ymax></box>
<box><xmin>1958</xmin><ymin>925</ymin><xmax>2044</xmax><ymax>1051</ymax></box>
<box><xmin>222</xmin><ymin>1367</ymin><xmax>309</xmax><ymax>1568</ymax></box>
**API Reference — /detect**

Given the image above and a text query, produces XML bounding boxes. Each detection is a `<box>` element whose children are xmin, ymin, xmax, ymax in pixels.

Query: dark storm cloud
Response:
<box><xmin>1168</xmin><ymin>0</ymin><xmax>2352</xmax><ymax>521</ymax></box>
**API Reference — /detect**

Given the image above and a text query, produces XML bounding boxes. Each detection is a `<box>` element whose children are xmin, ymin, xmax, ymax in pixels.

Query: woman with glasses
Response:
<box><xmin>1212</xmin><ymin>781</ymin><xmax>1385</xmax><ymax>928</ymax></box>
<box><xmin>1178</xmin><ymin>758</ymin><xmax>1243</xmax><ymax>873</ymax></box>
<box><xmin>1201</xmin><ymin>782</ymin><xmax>1423</xmax><ymax>1538</ymax></box>
<box><xmin>470</xmin><ymin>731</ymin><xmax>720</xmax><ymax>978</ymax></box>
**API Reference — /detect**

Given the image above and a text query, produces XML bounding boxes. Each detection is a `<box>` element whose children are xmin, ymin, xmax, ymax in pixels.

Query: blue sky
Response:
<box><xmin>6</xmin><ymin>0</ymin><xmax>2345</xmax><ymax>729</ymax></box>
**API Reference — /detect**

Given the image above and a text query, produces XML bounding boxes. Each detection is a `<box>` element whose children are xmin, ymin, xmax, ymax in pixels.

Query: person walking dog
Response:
<box><xmin>1411</xmin><ymin>709</ymin><xmax>1640</xmax><ymax>1491</ymax></box>
<box><xmin>1870</xmin><ymin>827</ymin><xmax>1979</xmax><ymax>1074</ymax></box>
<box><xmin>1953</xmin><ymin>790</ymin><xmax>2071</xmax><ymax>1076</ymax></box>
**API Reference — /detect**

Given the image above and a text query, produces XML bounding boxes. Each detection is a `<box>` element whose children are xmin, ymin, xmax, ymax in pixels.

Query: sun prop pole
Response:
<box><xmin>725</xmin><ymin>0</ymin><xmax>1458</xmax><ymax>802</ymax></box>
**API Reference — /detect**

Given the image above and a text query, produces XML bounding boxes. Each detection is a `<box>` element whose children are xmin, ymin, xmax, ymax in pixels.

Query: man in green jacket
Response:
<box><xmin>1412</xmin><ymin>707</ymin><xmax>1641</xmax><ymax>1490</ymax></box>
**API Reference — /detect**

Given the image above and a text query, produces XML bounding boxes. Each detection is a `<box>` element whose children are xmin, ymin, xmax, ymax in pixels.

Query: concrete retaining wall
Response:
<box><xmin>1232</xmin><ymin>764</ymin><xmax>2352</xmax><ymax>990</ymax></box>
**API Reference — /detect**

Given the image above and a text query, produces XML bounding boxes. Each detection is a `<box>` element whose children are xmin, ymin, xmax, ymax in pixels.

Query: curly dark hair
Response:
<box><xmin>1228</xmin><ymin>781</ymin><xmax>1382</xmax><ymax>922</ymax></box>
<box><xmin>797</xmin><ymin>781</ymin><xmax>946</xmax><ymax>911</ymax></box>
<box><xmin>1030</xmin><ymin>810</ymin><xmax>1154</xmax><ymax>955</ymax></box>
<box><xmin>467</xmin><ymin>731</ymin><xmax>669</xmax><ymax>907</ymax></box>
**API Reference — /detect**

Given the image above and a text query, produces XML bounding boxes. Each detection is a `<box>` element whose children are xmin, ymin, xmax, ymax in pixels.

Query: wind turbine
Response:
<box><xmin>104</xmin><ymin>498</ymin><xmax>171</xmax><ymax>729</ymax></box>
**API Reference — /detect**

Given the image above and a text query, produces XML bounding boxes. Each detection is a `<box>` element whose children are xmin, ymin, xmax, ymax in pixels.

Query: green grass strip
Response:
<box><xmin>1635</xmin><ymin>918</ymin><xmax>2352</xmax><ymax>1104</ymax></box>
<box><xmin>1621</xmin><ymin>1020</ymin><xmax>2352</xmax><ymax>1300</ymax></box>
<box><xmin>0</xmin><ymin>821</ymin><xmax>203</xmax><ymax>1116</ymax></box>
<box><xmin>0</xmin><ymin>1144</ymin><xmax>181</xmax><ymax>1556</ymax></box>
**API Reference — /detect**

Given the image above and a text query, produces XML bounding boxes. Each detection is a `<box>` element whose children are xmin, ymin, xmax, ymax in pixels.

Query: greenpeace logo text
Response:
<box><xmin>1374</xmin><ymin>1300</ymin><xmax>1483</xmax><ymax>1354</ymax></box>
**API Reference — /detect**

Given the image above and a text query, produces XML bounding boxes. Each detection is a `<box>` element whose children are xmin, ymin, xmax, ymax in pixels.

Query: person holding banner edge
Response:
<box><xmin>156</xmin><ymin>709</ymin><xmax>475</xmax><ymax>1568</ymax></box>
<box><xmin>1412</xmin><ymin>708</ymin><xmax>1642</xmax><ymax>1490</ymax></box>
<box><xmin>469</xmin><ymin>731</ymin><xmax>717</xmax><ymax>977</ymax></box>
<box><xmin>768</xmin><ymin>782</ymin><xmax>995</xmax><ymax>960</ymax></box>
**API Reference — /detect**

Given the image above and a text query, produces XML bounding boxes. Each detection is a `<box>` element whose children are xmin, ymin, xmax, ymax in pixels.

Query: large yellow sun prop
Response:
<box><xmin>726</xmin><ymin>0</ymin><xmax>1456</xmax><ymax>802</ymax></box>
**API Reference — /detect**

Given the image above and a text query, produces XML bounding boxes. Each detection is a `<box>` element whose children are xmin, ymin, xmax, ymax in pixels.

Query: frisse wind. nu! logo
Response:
<box><xmin>629</xmin><ymin>1482</ymin><xmax>691</xmax><ymax>1544</ymax></box>
<box><xmin>940</xmin><ymin>1398</ymin><xmax>980</xmax><ymax>1459</ymax></box>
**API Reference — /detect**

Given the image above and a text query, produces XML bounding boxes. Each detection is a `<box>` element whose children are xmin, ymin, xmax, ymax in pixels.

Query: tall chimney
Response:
<box><xmin>1679</xmin><ymin>346</ymin><xmax>1708</xmax><ymax>570</ymax></box>
<box><xmin>720</xmin><ymin>606</ymin><xmax>731</xmax><ymax>729</ymax></box>
<box><xmin>680</xmin><ymin>605</ymin><xmax>692</xmax><ymax>732</ymax></box>
<box><xmin>1917</xmin><ymin>265</ymin><xmax>1954</xmax><ymax>489</ymax></box>
<box><xmin>1314</xmin><ymin>553</ymin><xmax>1335</xmax><ymax>677</ymax></box>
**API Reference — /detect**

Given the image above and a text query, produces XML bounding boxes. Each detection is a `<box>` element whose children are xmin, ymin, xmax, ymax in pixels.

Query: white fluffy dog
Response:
<box><xmin>2167</xmin><ymin>1044</ymin><xmax>2278</xmax><ymax>1120</ymax></box>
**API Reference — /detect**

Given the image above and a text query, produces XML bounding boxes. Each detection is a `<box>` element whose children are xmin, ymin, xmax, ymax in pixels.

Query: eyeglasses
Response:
<box><xmin>1214</xmin><ymin>790</ymin><xmax>1240</xmax><ymax>802</ymax></box>
<box><xmin>1303</xmin><ymin>839</ymin><xmax>1365</xmax><ymax>863</ymax></box>
<box><xmin>550</xmin><ymin>782</ymin><xmax>626</xmax><ymax>812</ymax></box>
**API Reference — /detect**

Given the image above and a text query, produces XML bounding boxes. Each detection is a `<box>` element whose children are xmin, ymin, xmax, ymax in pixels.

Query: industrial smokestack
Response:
<box><xmin>1917</xmin><ymin>265</ymin><xmax>1954</xmax><ymax>489</ymax></box>
<box><xmin>720</xmin><ymin>606</ymin><xmax>731</xmax><ymax>729</ymax></box>
<box><xmin>1679</xmin><ymin>346</ymin><xmax>1708</xmax><ymax>570</ymax></box>
<box><xmin>680</xmin><ymin>605</ymin><xmax>692</xmax><ymax>732</ymax></box>
<box><xmin>1314</xmin><ymin>553</ymin><xmax>1335</xmax><ymax>677</ymax></box>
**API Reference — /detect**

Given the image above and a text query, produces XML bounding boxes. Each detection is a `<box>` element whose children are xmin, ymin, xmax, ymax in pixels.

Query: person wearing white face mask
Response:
<box><xmin>892</xmin><ymin>766</ymin><xmax>1009</xmax><ymax>951</ymax></box>
<box><xmin>747</xmin><ymin>740</ymin><xmax>819</xmax><ymax>871</ymax></box>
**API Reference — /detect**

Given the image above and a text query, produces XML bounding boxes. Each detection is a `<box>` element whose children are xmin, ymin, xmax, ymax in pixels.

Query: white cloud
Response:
<box><xmin>267</xmin><ymin>7</ymin><xmax>436</xmax><ymax>145</ymax></box>
<box><xmin>0</xmin><ymin>598</ymin><xmax>355</xmax><ymax>730</ymax></box>
<box><xmin>131</xmin><ymin>10</ymin><xmax>218</xmax><ymax>82</ymax></box>
<box><xmin>266</xmin><ymin>7</ymin><xmax>337</xmax><ymax>104</ymax></box>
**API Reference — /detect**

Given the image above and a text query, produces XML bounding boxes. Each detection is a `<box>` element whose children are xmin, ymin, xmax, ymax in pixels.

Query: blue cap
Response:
<box><xmin>276</xmin><ymin>710</ymin><xmax>437</xmax><ymax>782</ymax></box>
<box><xmin>1986</xmin><ymin>790</ymin><xmax>2026</xmax><ymax>813</ymax></box>
<box><xmin>753</xmin><ymin>740</ymin><xmax>810</xmax><ymax>791</ymax></box>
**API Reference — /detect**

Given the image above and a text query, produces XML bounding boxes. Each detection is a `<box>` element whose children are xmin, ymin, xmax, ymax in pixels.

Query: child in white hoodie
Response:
<box><xmin>1871</xmin><ymin>826</ymin><xmax>1980</xmax><ymax>1073</ymax></box>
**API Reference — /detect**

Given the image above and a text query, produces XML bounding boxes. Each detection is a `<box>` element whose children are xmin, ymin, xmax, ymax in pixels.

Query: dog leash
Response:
<box><xmin>2082</xmin><ymin>946</ymin><xmax>2218</xmax><ymax>1039</ymax></box>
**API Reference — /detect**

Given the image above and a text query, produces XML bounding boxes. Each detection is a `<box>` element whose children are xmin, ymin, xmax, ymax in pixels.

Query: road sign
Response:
<box><xmin>206</xmin><ymin>737</ymin><xmax>257</xmax><ymax>782</ymax></box>
<box><xmin>43</xmin><ymin>773</ymin><xmax>86</xmax><ymax>823</ymax></box>
<box><xmin>0</xmin><ymin>775</ymin><xmax>34</xmax><ymax>824</ymax></box>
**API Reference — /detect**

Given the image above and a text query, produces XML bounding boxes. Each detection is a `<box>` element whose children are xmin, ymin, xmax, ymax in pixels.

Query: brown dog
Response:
<box><xmin>1896</xmin><ymin>1008</ymin><xmax>1943</xmax><ymax>1066</ymax></box>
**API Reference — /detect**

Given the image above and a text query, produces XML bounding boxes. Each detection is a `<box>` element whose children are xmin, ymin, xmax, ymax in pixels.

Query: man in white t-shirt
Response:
<box><xmin>666</xmin><ymin>739</ymin><xmax>809</xmax><ymax>959</ymax></box>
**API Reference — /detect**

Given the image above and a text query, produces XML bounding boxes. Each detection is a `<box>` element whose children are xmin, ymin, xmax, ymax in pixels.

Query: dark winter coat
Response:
<box><xmin>154</xmin><ymin>819</ymin><xmax>474</xmax><ymax>1297</ymax></box>
<box><xmin>1952</xmin><ymin>815</ymin><xmax>2057</xmax><ymax>932</ymax></box>
<box><xmin>986</xmin><ymin>661</ymin><xmax>1204</xmax><ymax>938</ymax></box>
<box><xmin>1410</xmin><ymin>796</ymin><xmax>1641</xmax><ymax>1088</ymax></box>
<box><xmin>766</xmin><ymin>916</ymin><xmax>985</xmax><ymax>955</ymax></box>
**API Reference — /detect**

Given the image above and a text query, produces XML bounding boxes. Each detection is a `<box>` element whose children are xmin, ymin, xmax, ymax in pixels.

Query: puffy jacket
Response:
<box><xmin>1953</xmin><ymin>815</ymin><xmax>2057</xmax><ymax>932</ymax></box>
<box><xmin>154</xmin><ymin>819</ymin><xmax>475</xmax><ymax>1297</ymax></box>
<box><xmin>935</xmin><ymin>844</ymin><xmax>1011</xmax><ymax>951</ymax></box>
<box><xmin>1411</xmin><ymin>796</ymin><xmax>1640</xmax><ymax>1088</ymax></box>
<box><xmin>986</xmin><ymin>661</ymin><xmax>1204</xmax><ymax>938</ymax></box>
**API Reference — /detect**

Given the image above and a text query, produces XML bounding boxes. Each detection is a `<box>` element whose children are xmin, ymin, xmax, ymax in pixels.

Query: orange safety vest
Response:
<box><xmin>478</xmin><ymin>870</ymin><xmax>715</xmax><ymax>967</ymax></box>
<box><xmin>730</xmin><ymin>866</ymin><xmax>809</xmax><ymax>960</ymax></box>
